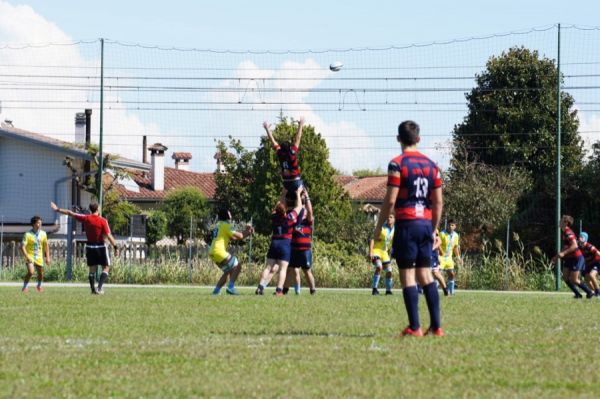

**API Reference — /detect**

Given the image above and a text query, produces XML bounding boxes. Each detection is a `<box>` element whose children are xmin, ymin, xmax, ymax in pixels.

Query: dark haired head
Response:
<box><xmin>448</xmin><ymin>219</ymin><xmax>456</xmax><ymax>225</ymax></box>
<box><xmin>285</xmin><ymin>190</ymin><xmax>297</xmax><ymax>208</ymax></box>
<box><xmin>218</xmin><ymin>208</ymin><xmax>231</xmax><ymax>221</ymax></box>
<box><xmin>89</xmin><ymin>203</ymin><xmax>99</xmax><ymax>213</ymax></box>
<box><xmin>397</xmin><ymin>120</ymin><xmax>420</xmax><ymax>146</ymax></box>
<box><xmin>30</xmin><ymin>215</ymin><xmax>42</xmax><ymax>226</ymax></box>
<box><xmin>279</xmin><ymin>141</ymin><xmax>291</xmax><ymax>154</ymax></box>
<box><xmin>275</xmin><ymin>202</ymin><xmax>286</xmax><ymax>217</ymax></box>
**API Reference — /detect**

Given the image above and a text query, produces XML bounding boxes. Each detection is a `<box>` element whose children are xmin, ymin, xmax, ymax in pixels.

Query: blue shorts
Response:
<box><xmin>283</xmin><ymin>178</ymin><xmax>303</xmax><ymax>193</ymax></box>
<box><xmin>431</xmin><ymin>253</ymin><xmax>440</xmax><ymax>271</ymax></box>
<box><xmin>289</xmin><ymin>250</ymin><xmax>312</xmax><ymax>269</ymax></box>
<box><xmin>563</xmin><ymin>256</ymin><xmax>585</xmax><ymax>272</ymax></box>
<box><xmin>584</xmin><ymin>262</ymin><xmax>600</xmax><ymax>275</ymax></box>
<box><xmin>392</xmin><ymin>220</ymin><xmax>433</xmax><ymax>269</ymax></box>
<box><xmin>267</xmin><ymin>239</ymin><xmax>292</xmax><ymax>262</ymax></box>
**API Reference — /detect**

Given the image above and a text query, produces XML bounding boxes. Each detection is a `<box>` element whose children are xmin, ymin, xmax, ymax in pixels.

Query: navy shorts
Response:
<box><xmin>431</xmin><ymin>252</ymin><xmax>440</xmax><ymax>271</ymax></box>
<box><xmin>289</xmin><ymin>250</ymin><xmax>312</xmax><ymax>269</ymax></box>
<box><xmin>584</xmin><ymin>262</ymin><xmax>600</xmax><ymax>275</ymax></box>
<box><xmin>267</xmin><ymin>239</ymin><xmax>292</xmax><ymax>262</ymax></box>
<box><xmin>392</xmin><ymin>220</ymin><xmax>433</xmax><ymax>269</ymax></box>
<box><xmin>283</xmin><ymin>178</ymin><xmax>303</xmax><ymax>193</ymax></box>
<box><xmin>563</xmin><ymin>256</ymin><xmax>585</xmax><ymax>272</ymax></box>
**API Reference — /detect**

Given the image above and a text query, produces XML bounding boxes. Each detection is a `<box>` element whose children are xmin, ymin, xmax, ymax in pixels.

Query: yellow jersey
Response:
<box><xmin>439</xmin><ymin>230</ymin><xmax>459</xmax><ymax>259</ymax></box>
<box><xmin>22</xmin><ymin>229</ymin><xmax>48</xmax><ymax>266</ymax></box>
<box><xmin>208</xmin><ymin>222</ymin><xmax>236</xmax><ymax>264</ymax></box>
<box><xmin>372</xmin><ymin>224</ymin><xmax>394</xmax><ymax>259</ymax></box>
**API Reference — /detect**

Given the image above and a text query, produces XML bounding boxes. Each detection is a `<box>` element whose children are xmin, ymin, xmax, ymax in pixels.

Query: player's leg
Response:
<box><xmin>22</xmin><ymin>261</ymin><xmax>34</xmax><ymax>292</ymax></box>
<box><xmin>34</xmin><ymin>265</ymin><xmax>44</xmax><ymax>292</ymax></box>
<box><xmin>303</xmin><ymin>268</ymin><xmax>316</xmax><ymax>294</ymax></box>
<box><xmin>433</xmin><ymin>270</ymin><xmax>448</xmax><ymax>296</ymax></box>
<box><xmin>88</xmin><ymin>265</ymin><xmax>98</xmax><ymax>294</ymax></box>
<box><xmin>225</xmin><ymin>257</ymin><xmax>241</xmax><ymax>295</ymax></box>
<box><xmin>446</xmin><ymin>267</ymin><xmax>456</xmax><ymax>295</ymax></box>
<box><xmin>384</xmin><ymin>262</ymin><xmax>393</xmax><ymax>295</ymax></box>
<box><xmin>275</xmin><ymin>261</ymin><xmax>290</xmax><ymax>296</ymax></box>
<box><xmin>588</xmin><ymin>269</ymin><xmax>600</xmax><ymax>296</ymax></box>
<box><xmin>213</xmin><ymin>270</ymin><xmax>229</xmax><ymax>295</ymax></box>
<box><xmin>562</xmin><ymin>266</ymin><xmax>581</xmax><ymax>298</ymax></box>
<box><xmin>572</xmin><ymin>264</ymin><xmax>593</xmax><ymax>298</ymax></box>
<box><xmin>256</xmin><ymin>259</ymin><xmax>278</xmax><ymax>294</ymax></box>
<box><xmin>395</xmin><ymin>223</ymin><xmax>422</xmax><ymax>336</ymax></box>
<box><xmin>293</xmin><ymin>267</ymin><xmax>301</xmax><ymax>294</ymax></box>
<box><xmin>371</xmin><ymin>257</ymin><xmax>382</xmax><ymax>295</ymax></box>
<box><xmin>282</xmin><ymin>266</ymin><xmax>296</xmax><ymax>295</ymax></box>
<box><xmin>97</xmin><ymin>266</ymin><xmax>110</xmax><ymax>294</ymax></box>
<box><xmin>415</xmin><ymin>227</ymin><xmax>443</xmax><ymax>336</ymax></box>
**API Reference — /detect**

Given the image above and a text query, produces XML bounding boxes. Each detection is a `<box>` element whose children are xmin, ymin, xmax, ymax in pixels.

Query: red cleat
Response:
<box><xmin>36</xmin><ymin>286</ymin><xmax>44</xmax><ymax>293</ymax></box>
<box><xmin>425</xmin><ymin>327</ymin><xmax>445</xmax><ymax>337</ymax></box>
<box><xmin>275</xmin><ymin>291</ymin><xmax>284</xmax><ymax>297</ymax></box>
<box><xmin>401</xmin><ymin>326</ymin><xmax>424</xmax><ymax>337</ymax></box>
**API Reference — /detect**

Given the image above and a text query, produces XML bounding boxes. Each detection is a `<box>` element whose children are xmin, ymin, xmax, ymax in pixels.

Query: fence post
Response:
<box><xmin>504</xmin><ymin>219</ymin><xmax>511</xmax><ymax>290</ymax></box>
<box><xmin>188</xmin><ymin>216</ymin><xmax>193</xmax><ymax>283</ymax></box>
<box><xmin>555</xmin><ymin>23</ymin><xmax>562</xmax><ymax>291</ymax></box>
<box><xmin>66</xmin><ymin>216</ymin><xmax>73</xmax><ymax>281</ymax></box>
<box><xmin>0</xmin><ymin>215</ymin><xmax>4</xmax><ymax>275</ymax></box>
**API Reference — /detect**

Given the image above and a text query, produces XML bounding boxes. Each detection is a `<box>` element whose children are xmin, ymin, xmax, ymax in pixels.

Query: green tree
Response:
<box><xmin>146</xmin><ymin>210</ymin><xmax>168</xmax><ymax>245</ymax></box>
<box><xmin>452</xmin><ymin>47</ymin><xmax>582</xmax><ymax>183</ymax></box>
<box><xmin>250</xmin><ymin>117</ymin><xmax>353</xmax><ymax>243</ymax></box>
<box><xmin>443</xmin><ymin>159</ymin><xmax>533</xmax><ymax>247</ymax></box>
<box><xmin>161</xmin><ymin>187</ymin><xmax>210</xmax><ymax>244</ymax></box>
<box><xmin>213</xmin><ymin>137</ymin><xmax>256</xmax><ymax>221</ymax></box>
<box><xmin>352</xmin><ymin>167</ymin><xmax>385</xmax><ymax>177</ymax></box>
<box><xmin>102</xmin><ymin>190</ymin><xmax>140</xmax><ymax>236</ymax></box>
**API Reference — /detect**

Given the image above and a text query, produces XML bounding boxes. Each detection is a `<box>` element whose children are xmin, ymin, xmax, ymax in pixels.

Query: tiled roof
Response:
<box><xmin>117</xmin><ymin>167</ymin><xmax>216</xmax><ymax>200</ymax></box>
<box><xmin>338</xmin><ymin>175</ymin><xmax>387</xmax><ymax>202</ymax></box>
<box><xmin>172</xmin><ymin>152</ymin><xmax>192</xmax><ymax>160</ymax></box>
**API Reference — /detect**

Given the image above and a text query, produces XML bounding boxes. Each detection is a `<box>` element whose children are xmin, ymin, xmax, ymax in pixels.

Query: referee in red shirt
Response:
<box><xmin>51</xmin><ymin>202</ymin><xmax>119</xmax><ymax>294</ymax></box>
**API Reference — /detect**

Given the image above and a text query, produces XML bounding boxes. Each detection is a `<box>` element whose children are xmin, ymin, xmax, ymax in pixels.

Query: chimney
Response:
<box><xmin>75</xmin><ymin>112</ymin><xmax>86</xmax><ymax>144</ymax></box>
<box><xmin>148</xmin><ymin>143</ymin><xmax>168</xmax><ymax>191</ymax></box>
<box><xmin>172</xmin><ymin>152</ymin><xmax>192</xmax><ymax>171</ymax></box>
<box><xmin>142</xmin><ymin>135</ymin><xmax>148</xmax><ymax>164</ymax></box>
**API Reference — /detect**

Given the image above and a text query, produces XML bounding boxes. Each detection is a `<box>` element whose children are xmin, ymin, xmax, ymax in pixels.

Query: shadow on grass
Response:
<box><xmin>211</xmin><ymin>330</ymin><xmax>377</xmax><ymax>338</ymax></box>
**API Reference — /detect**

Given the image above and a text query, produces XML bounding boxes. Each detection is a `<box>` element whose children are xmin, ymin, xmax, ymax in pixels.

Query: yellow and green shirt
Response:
<box><xmin>439</xmin><ymin>230</ymin><xmax>460</xmax><ymax>259</ymax></box>
<box><xmin>372</xmin><ymin>223</ymin><xmax>394</xmax><ymax>260</ymax></box>
<box><xmin>22</xmin><ymin>229</ymin><xmax>48</xmax><ymax>266</ymax></box>
<box><xmin>208</xmin><ymin>222</ymin><xmax>237</xmax><ymax>264</ymax></box>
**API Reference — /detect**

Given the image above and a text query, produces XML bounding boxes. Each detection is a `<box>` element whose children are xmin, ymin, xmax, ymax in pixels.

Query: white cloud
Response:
<box><xmin>578</xmin><ymin>109</ymin><xmax>600</xmax><ymax>156</ymax></box>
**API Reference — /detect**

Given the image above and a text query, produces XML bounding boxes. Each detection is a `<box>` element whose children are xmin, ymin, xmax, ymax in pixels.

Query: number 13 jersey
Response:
<box><xmin>387</xmin><ymin>151</ymin><xmax>442</xmax><ymax>221</ymax></box>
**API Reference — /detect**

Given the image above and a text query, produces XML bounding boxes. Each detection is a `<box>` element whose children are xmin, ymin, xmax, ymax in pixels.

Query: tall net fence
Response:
<box><xmin>1</xmin><ymin>24</ymin><xmax>600</xmax><ymax>237</ymax></box>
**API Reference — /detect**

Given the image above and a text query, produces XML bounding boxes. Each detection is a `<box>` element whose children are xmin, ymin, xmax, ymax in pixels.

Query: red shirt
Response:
<box><xmin>275</xmin><ymin>144</ymin><xmax>301</xmax><ymax>181</ymax></box>
<box><xmin>580</xmin><ymin>241</ymin><xmax>600</xmax><ymax>264</ymax></box>
<box><xmin>74</xmin><ymin>213</ymin><xmax>111</xmax><ymax>243</ymax></box>
<box><xmin>271</xmin><ymin>210</ymin><xmax>299</xmax><ymax>240</ymax></box>
<box><xmin>561</xmin><ymin>227</ymin><xmax>583</xmax><ymax>259</ymax></box>
<box><xmin>292</xmin><ymin>213</ymin><xmax>313</xmax><ymax>251</ymax></box>
<box><xmin>387</xmin><ymin>151</ymin><xmax>442</xmax><ymax>221</ymax></box>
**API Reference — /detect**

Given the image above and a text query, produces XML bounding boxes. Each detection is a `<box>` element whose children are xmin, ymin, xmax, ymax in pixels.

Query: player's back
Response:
<box><xmin>388</xmin><ymin>151</ymin><xmax>441</xmax><ymax>222</ymax></box>
<box><xmin>209</xmin><ymin>222</ymin><xmax>234</xmax><ymax>262</ymax></box>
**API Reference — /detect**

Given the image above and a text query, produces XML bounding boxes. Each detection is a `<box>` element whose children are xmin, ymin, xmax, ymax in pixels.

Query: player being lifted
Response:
<box><xmin>374</xmin><ymin>120</ymin><xmax>444</xmax><ymax>337</ymax></box>
<box><xmin>20</xmin><ymin>215</ymin><xmax>51</xmax><ymax>293</ymax></box>
<box><xmin>263</xmin><ymin>117</ymin><xmax>305</xmax><ymax>194</ymax></box>
<box><xmin>552</xmin><ymin>215</ymin><xmax>594</xmax><ymax>298</ymax></box>
<box><xmin>577</xmin><ymin>231</ymin><xmax>600</xmax><ymax>297</ymax></box>
<box><xmin>369</xmin><ymin>213</ymin><xmax>395</xmax><ymax>295</ymax></box>
<box><xmin>209</xmin><ymin>208</ymin><xmax>254</xmax><ymax>295</ymax></box>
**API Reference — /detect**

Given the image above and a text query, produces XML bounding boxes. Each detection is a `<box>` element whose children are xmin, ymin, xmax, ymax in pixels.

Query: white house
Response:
<box><xmin>0</xmin><ymin>120</ymin><xmax>149</xmax><ymax>237</ymax></box>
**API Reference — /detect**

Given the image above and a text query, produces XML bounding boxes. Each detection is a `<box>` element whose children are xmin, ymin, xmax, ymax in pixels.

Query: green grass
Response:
<box><xmin>1</xmin><ymin>287</ymin><xmax>599</xmax><ymax>398</ymax></box>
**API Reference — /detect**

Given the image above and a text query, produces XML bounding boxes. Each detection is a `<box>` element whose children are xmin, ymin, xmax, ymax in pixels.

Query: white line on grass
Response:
<box><xmin>0</xmin><ymin>281</ymin><xmax>573</xmax><ymax>295</ymax></box>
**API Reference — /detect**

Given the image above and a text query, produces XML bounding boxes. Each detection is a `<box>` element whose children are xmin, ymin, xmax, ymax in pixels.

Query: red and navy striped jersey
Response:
<box><xmin>292</xmin><ymin>216</ymin><xmax>313</xmax><ymax>251</ymax></box>
<box><xmin>275</xmin><ymin>144</ymin><xmax>301</xmax><ymax>181</ymax></box>
<box><xmin>271</xmin><ymin>209</ymin><xmax>299</xmax><ymax>240</ymax></box>
<box><xmin>387</xmin><ymin>151</ymin><xmax>442</xmax><ymax>221</ymax></box>
<box><xmin>580</xmin><ymin>241</ymin><xmax>600</xmax><ymax>264</ymax></box>
<box><xmin>562</xmin><ymin>227</ymin><xmax>583</xmax><ymax>258</ymax></box>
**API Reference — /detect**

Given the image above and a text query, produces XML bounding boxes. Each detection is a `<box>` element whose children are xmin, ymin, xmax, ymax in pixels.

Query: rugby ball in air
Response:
<box><xmin>329</xmin><ymin>61</ymin><xmax>343</xmax><ymax>72</ymax></box>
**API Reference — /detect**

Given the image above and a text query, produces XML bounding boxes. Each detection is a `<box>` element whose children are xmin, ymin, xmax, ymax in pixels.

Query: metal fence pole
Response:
<box><xmin>0</xmin><ymin>215</ymin><xmax>4</xmax><ymax>276</ymax></box>
<box><xmin>505</xmin><ymin>219</ymin><xmax>511</xmax><ymax>290</ymax></box>
<box><xmin>555</xmin><ymin>23</ymin><xmax>562</xmax><ymax>291</ymax></box>
<box><xmin>66</xmin><ymin>216</ymin><xmax>73</xmax><ymax>281</ymax></box>
<box><xmin>188</xmin><ymin>216</ymin><xmax>193</xmax><ymax>283</ymax></box>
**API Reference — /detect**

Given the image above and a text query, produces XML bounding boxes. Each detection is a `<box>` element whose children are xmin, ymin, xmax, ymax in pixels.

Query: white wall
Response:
<box><xmin>0</xmin><ymin>137</ymin><xmax>71</xmax><ymax>225</ymax></box>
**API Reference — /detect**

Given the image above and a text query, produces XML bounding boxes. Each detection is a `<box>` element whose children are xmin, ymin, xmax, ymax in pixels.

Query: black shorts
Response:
<box><xmin>86</xmin><ymin>244</ymin><xmax>110</xmax><ymax>267</ymax></box>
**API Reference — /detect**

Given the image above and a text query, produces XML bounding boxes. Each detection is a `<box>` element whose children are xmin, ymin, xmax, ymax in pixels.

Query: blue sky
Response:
<box><xmin>1</xmin><ymin>1</ymin><xmax>600</xmax><ymax>173</ymax></box>
<box><xmin>13</xmin><ymin>0</ymin><xmax>600</xmax><ymax>50</ymax></box>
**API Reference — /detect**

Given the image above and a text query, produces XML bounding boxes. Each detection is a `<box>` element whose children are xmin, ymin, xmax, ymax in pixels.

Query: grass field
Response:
<box><xmin>1</xmin><ymin>285</ymin><xmax>600</xmax><ymax>398</ymax></box>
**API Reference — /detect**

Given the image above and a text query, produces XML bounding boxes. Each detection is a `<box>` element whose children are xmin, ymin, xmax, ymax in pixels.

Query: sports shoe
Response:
<box><xmin>225</xmin><ymin>288</ymin><xmax>239</xmax><ymax>295</ymax></box>
<box><xmin>310</xmin><ymin>289</ymin><xmax>316</xmax><ymax>295</ymax></box>
<box><xmin>425</xmin><ymin>327</ymin><xmax>445</xmax><ymax>337</ymax></box>
<box><xmin>282</xmin><ymin>287</ymin><xmax>290</xmax><ymax>295</ymax></box>
<box><xmin>91</xmin><ymin>290</ymin><xmax>99</xmax><ymax>295</ymax></box>
<box><xmin>586</xmin><ymin>292</ymin><xmax>595</xmax><ymax>299</ymax></box>
<box><xmin>442</xmin><ymin>287</ymin><xmax>449</xmax><ymax>296</ymax></box>
<box><xmin>372</xmin><ymin>288</ymin><xmax>380</xmax><ymax>296</ymax></box>
<box><xmin>255</xmin><ymin>287</ymin><xmax>264</xmax><ymax>295</ymax></box>
<box><xmin>97</xmin><ymin>289</ymin><xmax>105</xmax><ymax>295</ymax></box>
<box><xmin>36</xmin><ymin>286</ymin><xmax>44</xmax><ymax>293</ymax></box>
<box><xmin>573</xmin><ymin>294</ymin><xmax>583</xmax><ymax>299</ymax></box>
<box><xmin>401</xmin><ymin>326</ymin><xmax>424</xmax><ymax>337</ymax></box>
<box><xmin>385</xmin><ymin>290</ymin><xmax>393</xmax><ymax>295</ymax></box>
<box><xmin>275</xmin><ymin>291</ymin><xmax>284</xmax><ymax>297</ymax></box>
<box><xmin>21</xmin><ymin>287</ymin><xmax>29</xmax><ymax>293</ymax></box>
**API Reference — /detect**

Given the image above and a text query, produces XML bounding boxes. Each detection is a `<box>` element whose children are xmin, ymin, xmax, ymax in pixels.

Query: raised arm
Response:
<box><xmin>293</xmin><ymin>189</ymin><xmax>303</xmax><ymax>214</ymax></box>
<box><xmin>294</xmin><ymin>116</ymin><xmax>305</xmax><ymax>149</ymax></box>
<box><xmin>263</xmin><ymin>121</ymin><xmax>279</xmax><ymax>149</ymax></box>
<box><xmin>231</xmin><ymin>225</ymin><xmax>254</xmax><ymax>241</ymax></box>
<box><xmin>50</xmin><ymin>202</ymin><xmax>77</xmax><ymax>218</ymax></box>
<box><xmin>302</xmin><ymin>189</ymin><xmax>314</xmax><ymax>223</ymax></box>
